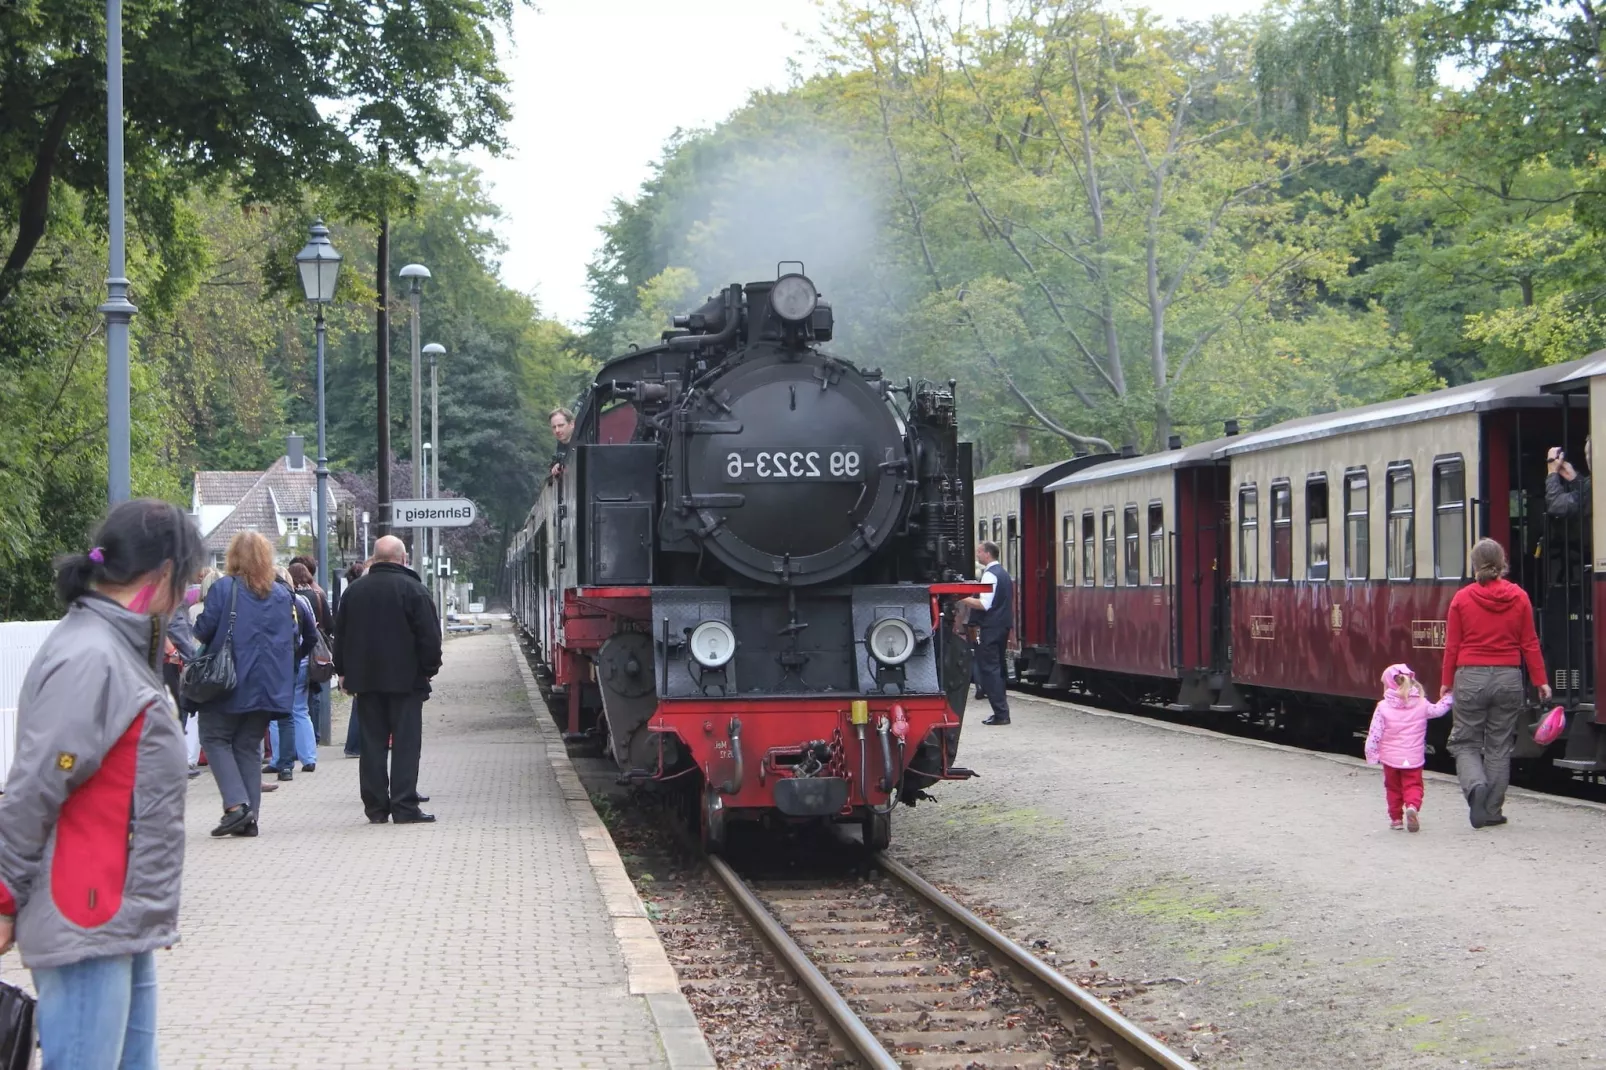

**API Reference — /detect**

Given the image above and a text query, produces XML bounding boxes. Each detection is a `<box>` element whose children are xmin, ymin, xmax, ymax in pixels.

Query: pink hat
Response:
<box><xmin>1381</xmin><ymin>663</ymin><xmax>1415</xmax><ymax>690</ymax></box>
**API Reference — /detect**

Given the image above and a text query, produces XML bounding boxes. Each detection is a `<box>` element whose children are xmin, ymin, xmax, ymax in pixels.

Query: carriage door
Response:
<box><xmin>1006</xmin><ymin>513</ymin><xmax>1021</xmax><ymax>650</ymax></box>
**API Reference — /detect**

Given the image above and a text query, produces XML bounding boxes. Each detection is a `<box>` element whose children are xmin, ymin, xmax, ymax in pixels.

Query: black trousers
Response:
<box><xmin>975</xmin><ymin>631</ymin><xmax>1010</xmax><ymax>718</ymax></box>
<box><xmin>357</xmin><ymin>691</ymin><xmax>425</xmax><ymax>820</ymax></box>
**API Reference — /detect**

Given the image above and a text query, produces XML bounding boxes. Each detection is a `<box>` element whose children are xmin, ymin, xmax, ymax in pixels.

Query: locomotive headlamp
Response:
<box><xmin>689</xmin><ymin>619</ymin><xmax>737</xmax><ymax>669</ymax></box>
<box><xmin>770</xmin><ymin>273</ymin><xmax>819</xmax><ymax>322</ymax></box>
<box><xmin>866</xmin><ymin>616</ymin><xmax>916</xmax><ymax>666</ymax></box>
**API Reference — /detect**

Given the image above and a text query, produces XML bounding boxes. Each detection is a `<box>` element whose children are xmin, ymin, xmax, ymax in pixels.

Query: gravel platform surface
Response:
<box><xmin>892</xmin><ymin>695</ymin><xmax>1606</xmax><ymax>1069</ymax></box>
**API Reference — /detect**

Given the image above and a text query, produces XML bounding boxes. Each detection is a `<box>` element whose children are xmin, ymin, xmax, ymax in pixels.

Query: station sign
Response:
<box><xmin>392</xmin><ymin>498</ymin><xmax>477</xmax><ymax>528</ymax></box>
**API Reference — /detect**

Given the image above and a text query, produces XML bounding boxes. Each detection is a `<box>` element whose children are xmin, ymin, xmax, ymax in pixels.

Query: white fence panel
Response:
<box><xmin>0</xmin><ymin>620</ymin><xmax>61</xmax><ymax>789</ymax></box>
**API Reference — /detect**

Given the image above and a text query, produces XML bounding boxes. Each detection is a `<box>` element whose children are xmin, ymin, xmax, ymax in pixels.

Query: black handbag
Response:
<box><xmin>0</xmin><ymin>978</ymin><xmax>34</xmax><ymax>1070</ymax></box>
<box><xmin>181</xmin><ymin>578</ymin><xmax>238</xmax><ymax>705</ymax></box>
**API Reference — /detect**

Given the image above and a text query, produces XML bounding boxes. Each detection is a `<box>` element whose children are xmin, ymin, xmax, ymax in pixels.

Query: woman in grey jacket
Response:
<box><xmin>0</xmin><ymin>498</ymin><xmax>203</xmax><ymax>1070</ymax></box>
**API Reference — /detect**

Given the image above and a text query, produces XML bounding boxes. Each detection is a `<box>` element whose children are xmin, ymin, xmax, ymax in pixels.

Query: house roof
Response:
<box><xmin>194</xmin><ymin>470</ymin><xmax>263</xmax><ymax>506</ymax></box>
<box><xmin>194</xmin><ymin>456</ymin><xmax>352</xmax><ymax>553</ymax></box>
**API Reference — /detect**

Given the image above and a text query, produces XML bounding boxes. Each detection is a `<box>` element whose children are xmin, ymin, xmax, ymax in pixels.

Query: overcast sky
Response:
<box><xmin>473</xmin><ymin>0</ymin><xmax>1262</xmax><ymax>328</ymax></box>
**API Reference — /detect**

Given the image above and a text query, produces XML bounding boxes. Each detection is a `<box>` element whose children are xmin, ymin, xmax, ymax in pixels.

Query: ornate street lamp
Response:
<box><xmin>295</xmin><ymin>221</ymin><xmax>342</xmax><ymax>740</ymax></box>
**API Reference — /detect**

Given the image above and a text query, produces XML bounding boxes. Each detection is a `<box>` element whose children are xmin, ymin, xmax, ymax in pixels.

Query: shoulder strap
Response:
<box><xmin>222</xmin><ymin>577</ymin><xmax>239</xmax><ymax>646</ymax></box>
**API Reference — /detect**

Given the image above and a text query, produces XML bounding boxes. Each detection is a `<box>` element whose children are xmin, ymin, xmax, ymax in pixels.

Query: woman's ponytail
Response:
<box><xmin>53</xmin><ymin>553</ymin><xmax>102</xmax><ymax>605</ymax></box>
<box><xmin>1470</xmin><ymin>537</ymin><xmax>1508</xmax><ymax>584</ymax></box>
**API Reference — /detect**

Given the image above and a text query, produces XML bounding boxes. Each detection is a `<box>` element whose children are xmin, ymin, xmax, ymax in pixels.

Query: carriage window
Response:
<box><xmin>1434</xmin><ymin>457</ymin><xmax>1466</xmax><ymax>579</ymax></box>
<box><xmin>1270</xmin><ymin>480</ymin><xmax>1292</xmax><ymax>582</ymax></box>
<box><xmin>1148</xmin><ymin>501</ymin><xmax>1165</xmax><ymax>586</ymax></box>
<box><xmin>1123</xmin><ymin>505</ymin><xmax>1140</xmax><ymax>585</ymax></box>
<box><xmin>1081</xmin><ymin>512</ymin><xmax>1095</xmax><ymax>586</ymax></box>
<box><xmin>1387</xmin><ymin>462</ymin><xmax>1415</xmax><ymax>580</ymax></box>
<box><xmin>1345</xmin><ymin>469</ymin><xmax>1369</xmax><ymax>579</ymax></box>
<box><xmin>1006</xmin><ymin>514</ymin><xmax>1020</xmax><ymax>580</ymax></box>
<box><xmin>1101</xmin><ymin>508</ymin><xmax>1117</xmax><ymax>587</ymax></box>
<box><xmin>1307</xmin><ymin>475</ymin><xmax>1330</xmax><ymax>581</ymax></box>
<box><xmin>992</xmin><ymin>516</ymin><xmax>1002</xmax><ymax>549</ymax></box>
<box><xmin>978</xmin><ymin>519</ymin><xmax>987</xmax><ymax>543</ymax></box>
<box><xmin>1063</xmin><ymin>516</ymin><xmax>1075</xmax><ymax>583</ymax></box>
<box><xmin>1238</xmin><ymin>485</ymin><xmax>1258</xmax><ymax>583</ymax></box>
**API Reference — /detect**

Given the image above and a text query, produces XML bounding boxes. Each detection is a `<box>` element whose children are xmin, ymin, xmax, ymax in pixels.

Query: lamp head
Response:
<box><xmin>294</xmin><ymin>221</ymin><xmax>343</xmax><ymax>304</ymax></box>
<box><xmin>399</xmin><ymin>263</ymin><xmax>431</xmax><ymax>293</ymax></box>
<box><xmin>423</xmin><ymin>342</ymin><xmax>445</xmax><ymax>364</ymax></box>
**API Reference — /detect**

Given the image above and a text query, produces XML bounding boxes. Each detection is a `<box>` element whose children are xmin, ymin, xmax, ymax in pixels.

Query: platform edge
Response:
<box><xmin>508</xmin><ymin>636</ymin><xmax>718</xmax><ymax>1070</ymax></box>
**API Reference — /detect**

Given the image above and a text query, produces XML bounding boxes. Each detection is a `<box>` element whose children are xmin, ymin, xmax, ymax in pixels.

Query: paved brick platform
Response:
<box><xmin>147</xmin><ymin>628</ymin><xmax>681</xmax><ymax>1069</ymax></box>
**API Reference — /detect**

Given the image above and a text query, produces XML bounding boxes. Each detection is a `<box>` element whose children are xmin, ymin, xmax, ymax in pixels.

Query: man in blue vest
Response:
<box><xmin>961</xmin><ymin>540</ymin><xmax>1013</xmax><ymax>726</ymax></box>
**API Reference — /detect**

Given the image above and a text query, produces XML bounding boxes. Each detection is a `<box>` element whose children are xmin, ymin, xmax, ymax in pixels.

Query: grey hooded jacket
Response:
<box><xmin>0</xmin><ymin>595</ymin><xmax>188</xmax><ymax>968</ymax></box>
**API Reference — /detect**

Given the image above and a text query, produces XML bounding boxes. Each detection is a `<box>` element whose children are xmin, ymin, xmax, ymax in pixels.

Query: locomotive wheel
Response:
<box><xmin>700</xmin><ymin>786</ymin><xmax>727</xmax><ymax>854</ymax></box>
<box><xmin>862</xmin><ymin>807</ymin><xmax>891</xmax><ymax>852</ymax></box>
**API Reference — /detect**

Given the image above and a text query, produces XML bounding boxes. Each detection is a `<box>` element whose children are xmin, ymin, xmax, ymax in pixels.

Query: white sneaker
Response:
<box><xmin>1404</xmin><ymin>805</ymin><xmax>1420</xmax><ymax>833</ymax></box>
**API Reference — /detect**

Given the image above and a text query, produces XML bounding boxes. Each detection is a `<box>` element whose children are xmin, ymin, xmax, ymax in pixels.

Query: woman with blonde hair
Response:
<box><xmin>193</xmin><ymin>532</ymin><xmax>314</xmax><ymax>836</ymax></box>
<box><xmin>1441</xmin><ymin>538</ymin><xmax>1550</xmax><ymax>828</ymax></box>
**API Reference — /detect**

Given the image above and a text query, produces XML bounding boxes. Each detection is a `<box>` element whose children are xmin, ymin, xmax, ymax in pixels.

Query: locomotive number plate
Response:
<box><xmin>722</xmin><ymin>447</ymin><xmax>865</xmax><ymax>482</ymax></box>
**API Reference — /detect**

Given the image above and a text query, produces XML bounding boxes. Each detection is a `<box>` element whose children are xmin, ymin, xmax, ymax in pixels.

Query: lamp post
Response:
<box><xmin>101</xmin><ymin>0</ymin><xmax>135</xmax><ymax>504</ymax></box>
<box><xmin>399</xmin><ymin>263</ymin><xmax>430</xmax><ymax>555</ymax></box>
<box><xmin>423</xmin><ymin>341</ymin><xmax>445</xmax><ymax>629</ymax></box>
<box><xmin>420</xmin><ymin>441</ymin><xmax>433</xmax><ymax>594</ymax></box>
<box><xmin>295</xmin><ymin>221</ymin><xmax>342</xmax><ymax>744</ymax></box>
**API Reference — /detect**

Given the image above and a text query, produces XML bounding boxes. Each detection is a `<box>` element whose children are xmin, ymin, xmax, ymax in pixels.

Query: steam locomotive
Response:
<box><xmin>506</xmin><ymin>270</ymin><xmax>981</xmax><ymax>849</ymax></box>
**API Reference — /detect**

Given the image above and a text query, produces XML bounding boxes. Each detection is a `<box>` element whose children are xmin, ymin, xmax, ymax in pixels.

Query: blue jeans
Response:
<box><xmin>272</xmin><ymin>660</ymin><xmax>318</xmax><ymax>769</ymax></box>
<box><xmin>33</xmin><ymin>950</ymin><xmax>157</xmax><ymax>1070</ymax></box>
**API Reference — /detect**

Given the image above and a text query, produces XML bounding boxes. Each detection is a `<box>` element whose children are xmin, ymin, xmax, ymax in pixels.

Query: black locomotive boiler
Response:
<box><xmin>507</xmin><ymin>269</ymin><xmax>982</xmax><ymax>849</ymax></box>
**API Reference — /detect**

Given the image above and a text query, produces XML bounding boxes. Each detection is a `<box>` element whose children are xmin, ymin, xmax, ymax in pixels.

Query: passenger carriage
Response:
<box><xmin>1018</xmin><ymin>355</ymin><xmax>1606</xmax><ymax>776</ymax></box>
<box><xmin>1221</xmin><ymin>361</ymin><xmax>1590</xmax><ymax>746</ymax></box>
<box><xmin>972</xmin><ymin>456</ymin><xmax>1115</xmax><ymax>683</ymax></box>
<box><xmin>1045</xmin><ymin>437</ymin><xmax>1236</xmax><ymax>711</ymax></box>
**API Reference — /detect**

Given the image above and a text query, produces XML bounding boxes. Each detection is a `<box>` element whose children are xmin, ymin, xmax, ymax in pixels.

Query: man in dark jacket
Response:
<box><xmin>334</xmin><ymin>535</ymin><xmax>443</xmax><ymax>824</ymax></box>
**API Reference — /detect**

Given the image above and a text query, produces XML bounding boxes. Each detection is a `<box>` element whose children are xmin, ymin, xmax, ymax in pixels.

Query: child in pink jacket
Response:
<box><xmin>1365</xmin><ymin>663</ymin><xmax>1453</xmax><ymax>832</ymax></box>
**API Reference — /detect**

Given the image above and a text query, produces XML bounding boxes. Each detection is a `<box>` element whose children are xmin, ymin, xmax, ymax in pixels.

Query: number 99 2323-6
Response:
<box><xmin>723</xmin><ymin>448</ymin><xmax>863</xmax><ymax>483</ymax></box>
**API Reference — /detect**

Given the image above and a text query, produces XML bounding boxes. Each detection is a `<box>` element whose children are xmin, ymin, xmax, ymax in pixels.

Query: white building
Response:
<box><xmin>192</xmin><ymin>435</ymin><xmax>353</xmax><ymax>572</ymax></box>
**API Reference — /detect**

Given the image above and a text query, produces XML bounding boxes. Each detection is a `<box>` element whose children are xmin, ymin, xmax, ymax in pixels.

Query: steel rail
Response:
<box><xmin>705</xmin><ymin>855</ymin><xmax>901</xmax><ymax>1070</ymax></box>
<box><xmin>875</xmin><ymin>854</ymin><xmax>1197</xmax><ymax>1070</ymax></box>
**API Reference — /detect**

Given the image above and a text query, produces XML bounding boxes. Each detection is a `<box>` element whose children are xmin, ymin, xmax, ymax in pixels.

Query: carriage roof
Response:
<box><xmin>1216</xmin><ymin>356</ymin><xmax>1595</xmax><ymax>458</ymax></box>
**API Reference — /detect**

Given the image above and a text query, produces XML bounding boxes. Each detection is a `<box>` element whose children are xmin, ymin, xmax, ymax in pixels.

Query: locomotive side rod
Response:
<box><xmin>704</xmin><ymin>855</ymin><xmax>902</xmax><ymax>1070</ymax></box>
<box><xmin>874</xmin><ymin>854</ymin><xmax>1197</xmax><ymax>1070</ymax></box>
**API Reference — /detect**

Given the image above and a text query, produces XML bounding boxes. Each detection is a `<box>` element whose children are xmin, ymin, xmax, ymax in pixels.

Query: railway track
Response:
<box><xmin>706</xmin><ymin>850</ymin><xmax>1196</xmax><ymax>1070</ymax></box>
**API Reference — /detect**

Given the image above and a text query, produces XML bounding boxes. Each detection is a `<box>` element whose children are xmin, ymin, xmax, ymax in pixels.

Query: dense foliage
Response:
<box><xmin>0</xmin><ymin>0</ymin><xmax>573</xmax><ymax>619</ymax></box>
<box><xmin>585</xmin><ymin>0</ymin><xmax>1606</xmax><ymax>471</ymax></box>
<box><xmin>6</xmin><ymin>0</ymin><xmax>1606</xmax><ymax>617</ymax></box>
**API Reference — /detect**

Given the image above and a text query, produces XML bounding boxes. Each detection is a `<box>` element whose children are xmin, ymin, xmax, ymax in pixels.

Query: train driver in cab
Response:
<box><xmin>960</xmin><ymin>541</ymin><xmax>1014</xmax><ymax>726</ymax></box>
<box><xmin>548</xmin><ymin>406</ymin><xmax>574</xmax><ymax>480</ymax></box>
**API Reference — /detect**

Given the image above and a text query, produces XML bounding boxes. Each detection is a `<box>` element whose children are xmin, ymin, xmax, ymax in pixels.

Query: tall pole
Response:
<box><xmin>101</xmin><ymin>0</ymin><xmax>135</xmax><ymax>504</ymax></box>
<box><xmin>314</xmin><ymin>309</ymin><xmax>331</xmax><ymax>742</ymax></box>
<box><xmin>375</xmin><ymin>220</ymin><xmax>392</xmax><ymax>536</ymax></box>
<box><xmin>407</xmin><ymin>280</ymin><xmax>423</xmax><ymax>554</ymax></box>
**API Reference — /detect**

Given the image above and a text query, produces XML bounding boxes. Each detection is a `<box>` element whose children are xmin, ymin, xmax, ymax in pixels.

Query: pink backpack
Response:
<box><xmin>1534</xmin><ymin>705</ymin><xmax>1567</xmax><ymax>746</ymax></box>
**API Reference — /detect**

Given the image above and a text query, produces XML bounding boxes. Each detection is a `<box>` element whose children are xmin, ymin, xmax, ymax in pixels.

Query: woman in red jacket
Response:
<box><xmin>1441</xmin><ymin>538</ymin><xmax>1551</xmax><ymax>829</ymax></box>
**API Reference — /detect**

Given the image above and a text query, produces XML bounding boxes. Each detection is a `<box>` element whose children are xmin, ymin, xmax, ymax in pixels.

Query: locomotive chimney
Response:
<box><xmin>1224</xmin><ymin>419</ymin><xmax>1241</xmax><ymax>437</ymax></box>
<box><xmin>1168</xmin><ymin>434</ymin><xmax>1182</xmax><ymax>450</ymax></box>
